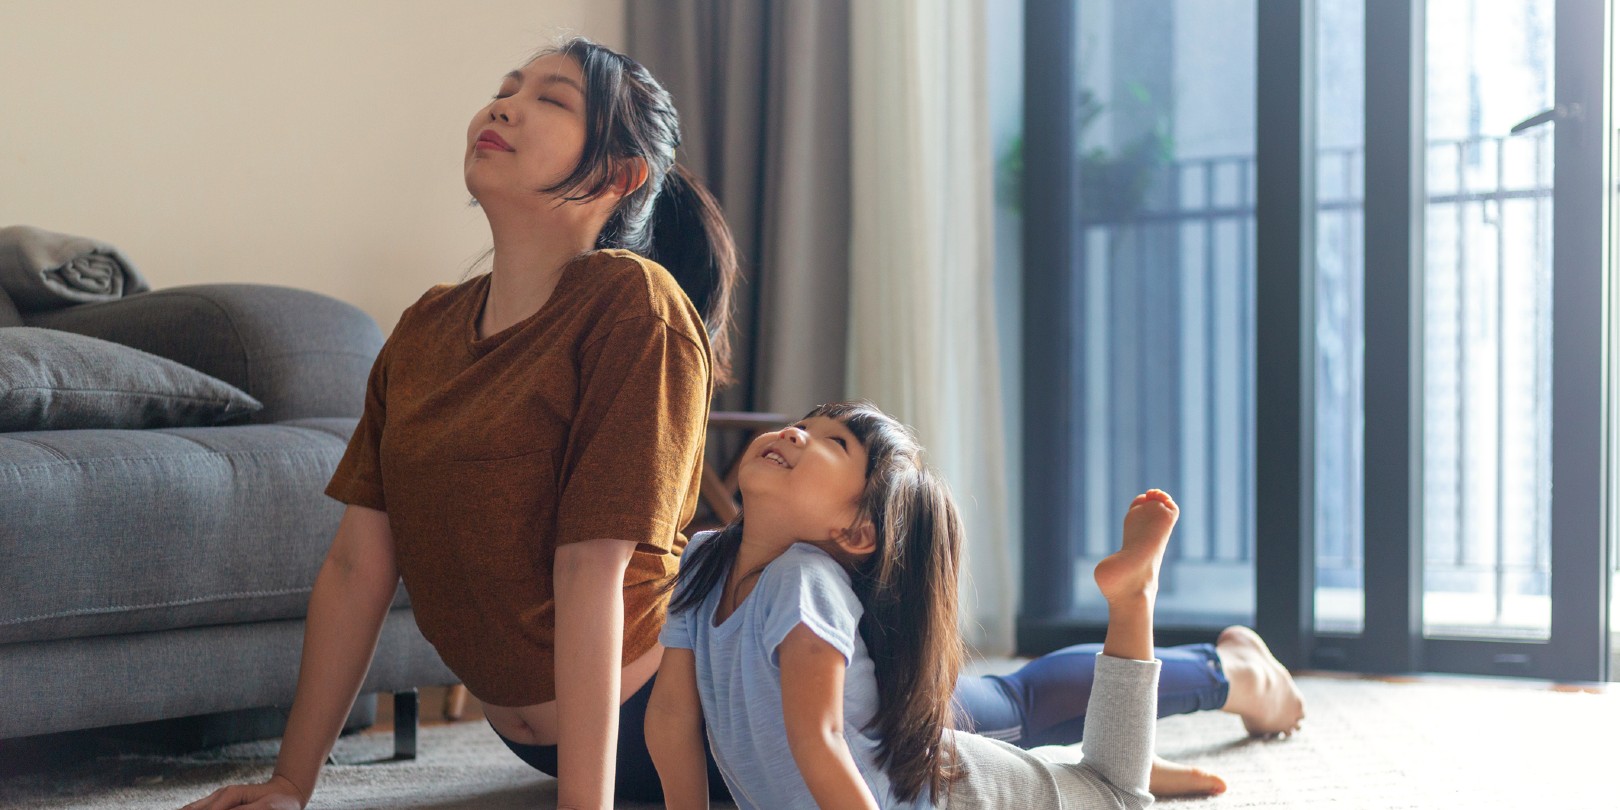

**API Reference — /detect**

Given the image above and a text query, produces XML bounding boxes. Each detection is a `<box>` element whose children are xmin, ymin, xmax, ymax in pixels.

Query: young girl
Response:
<box><xmin>647</xmin><ymin>401</ymin><xmax>1181</xmax><ymax>808</ymax></box>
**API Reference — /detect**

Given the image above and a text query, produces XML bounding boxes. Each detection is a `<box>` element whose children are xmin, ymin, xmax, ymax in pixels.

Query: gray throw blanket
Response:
<box><xmin>0</xmin><ymin>225</ymin><xmax>150</xmax><ymax>312</ymax></box>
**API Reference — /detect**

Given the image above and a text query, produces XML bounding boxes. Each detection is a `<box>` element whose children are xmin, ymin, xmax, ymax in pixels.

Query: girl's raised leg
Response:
<box><xmin>1062</xmin><ymin>488</ymin><xmax>1181</xmax><ymax>802</ymax></box>
<box><xmin>1093</xmin><ymin>489</ymin><xmax>1177</xmax><ymax>660</ymax></box>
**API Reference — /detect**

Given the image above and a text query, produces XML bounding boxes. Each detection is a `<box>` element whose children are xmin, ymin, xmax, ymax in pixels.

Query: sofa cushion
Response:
<box><xmin>0</xmin><ymin>327</ymin><xmax>262</xmax><ymax>431</ymax></box>
<box><xmin>0</xmin><ymin>610</ymin><xmax>454</xmax><ymax>739</ymax></box>
<box><xmin>23</xmin><ymin>285</ymin><xmax>384</xmax><ymax>425</ymax></box>
<box><xmin>0</xmin><ymin>418</ymin><xmax>409</xmax><ymax>645</ymax></box>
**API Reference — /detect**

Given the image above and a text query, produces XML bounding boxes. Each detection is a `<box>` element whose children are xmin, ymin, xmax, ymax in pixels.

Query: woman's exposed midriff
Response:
<box><xmin>479</xmin><ymin>641</ymin><xmax>665</xmax><ymax>745</ymax></box>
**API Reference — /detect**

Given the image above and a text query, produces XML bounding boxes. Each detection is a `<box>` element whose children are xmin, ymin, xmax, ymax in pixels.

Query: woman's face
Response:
<box><xmin>738</xmin><ymin>416</ymin><xmax>870</xmax><ymax>542</ymax></box>
<box><xmin>464</xmin><ymin>53</ymin><xmax>590</xmax><ymax>205</ymax></box>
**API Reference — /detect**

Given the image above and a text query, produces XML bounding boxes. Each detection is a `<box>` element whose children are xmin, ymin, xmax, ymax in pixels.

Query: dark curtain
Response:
<box><xmin>626</xmin><ymin>0</ymin><xmax>852</xmax><ymax>416</ymax></box>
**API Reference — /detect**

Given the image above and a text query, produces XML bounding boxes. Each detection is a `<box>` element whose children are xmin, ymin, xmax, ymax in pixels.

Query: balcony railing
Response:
<box><xmin>1065</xmin><ymin>131</ymin><xmax>1579</xmax><ymax>633</ymax></box>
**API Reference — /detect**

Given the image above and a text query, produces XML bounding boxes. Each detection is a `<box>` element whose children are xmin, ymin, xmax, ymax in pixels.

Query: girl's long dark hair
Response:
<box><xmin>668</xmin><ymin>401</ymin><xmax>965</xmax><ymax>803</ymax></box>
<box><xmin>537</xmin><ymin>37</ymin><xmax>740</xmax><ymax>386</ymax></box>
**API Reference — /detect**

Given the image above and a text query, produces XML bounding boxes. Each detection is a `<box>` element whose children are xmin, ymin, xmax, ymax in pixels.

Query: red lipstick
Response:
<box><xmin>475</xmin><ymin>130</ymin><xmax>514</xmax><ymax>152</ymax></box>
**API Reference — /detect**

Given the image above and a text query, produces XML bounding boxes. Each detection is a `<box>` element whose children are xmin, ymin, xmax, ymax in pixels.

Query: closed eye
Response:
<box><xmin>486</xmin><ymin>93</ymin><xmax>571</xmax><ymax>116</ymax></box>
<box><xmin>796</xmin><ymin>422</ymin><xmax>850</xmax><ymax>453</ymax></box>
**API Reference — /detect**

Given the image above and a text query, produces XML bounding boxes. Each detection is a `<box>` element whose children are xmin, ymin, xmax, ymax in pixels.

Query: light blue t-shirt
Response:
<box><xmin>660</xmin><ymin>532</ymin><xmax>926</xmax><ymax>810</ymax></box>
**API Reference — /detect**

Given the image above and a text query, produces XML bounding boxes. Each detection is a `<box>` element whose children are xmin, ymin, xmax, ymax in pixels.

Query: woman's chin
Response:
<box><xmin>461</xmin><ymin>181</ymin><xmax>521</xmax><ymax>214</ymax></box>
<box><xmin>463</xmin><ymin>160</ymin><xmax>509</xmax><ymax>193</ymax></box>
<box><xmin>462</xmin><ymin>170</ymin><xmax>486</xmax><ymax>201</ymax></box>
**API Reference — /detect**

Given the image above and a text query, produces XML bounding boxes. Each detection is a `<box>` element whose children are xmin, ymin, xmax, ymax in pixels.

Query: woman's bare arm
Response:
<box><xmin>552</xmin><ymin>536</ymin><xmax>638</xmax><ymax>810</ymax></box>
<box><xmin>183</xmin><ymin>505</ymin><xmax>401</xmax><ymax>810</ymax></box>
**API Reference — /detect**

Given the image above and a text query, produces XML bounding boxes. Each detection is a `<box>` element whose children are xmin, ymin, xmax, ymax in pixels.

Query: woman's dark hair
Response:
<box><xmin>667</xmin><ymin>401</ymin><xmax>966</xmax><ymax>803</ymax></box>
<box><xmin>535</xmin><ymin>37</ymin><xmax>740</xmax><ymax>386</ymax></box>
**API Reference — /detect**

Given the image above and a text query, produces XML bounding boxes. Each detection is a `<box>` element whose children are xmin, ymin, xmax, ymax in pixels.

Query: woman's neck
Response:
<box><xmin>480</xmin><ymin>208</ymin><xmax>599</xmax><ymax>334</ymax></box>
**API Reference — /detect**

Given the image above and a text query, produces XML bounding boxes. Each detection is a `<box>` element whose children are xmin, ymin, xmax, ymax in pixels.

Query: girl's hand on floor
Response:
<box><xmin>179</xmin><ymin>774</ymin><xmax>306</xmax><ymax>810</ymax></box>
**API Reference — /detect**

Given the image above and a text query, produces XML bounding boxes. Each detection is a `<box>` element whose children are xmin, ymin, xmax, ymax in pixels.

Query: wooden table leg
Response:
<box><xmin>444</xmin><ymin>684</ymin><xmax>470</xmax><ymax>721</ymax></box>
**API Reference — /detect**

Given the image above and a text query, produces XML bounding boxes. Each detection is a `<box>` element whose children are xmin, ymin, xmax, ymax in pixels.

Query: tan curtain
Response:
<box><xmin>847</xmin><ymin>0</ymin><xmax>1014</xmax><ymax>652</ymax></box>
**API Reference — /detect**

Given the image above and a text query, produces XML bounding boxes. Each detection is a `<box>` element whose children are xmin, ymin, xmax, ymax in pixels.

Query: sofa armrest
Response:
<box><xmin>23</xmin><ymin>284</ymin><xmax>384</xmax><ymax>424</ymax></box>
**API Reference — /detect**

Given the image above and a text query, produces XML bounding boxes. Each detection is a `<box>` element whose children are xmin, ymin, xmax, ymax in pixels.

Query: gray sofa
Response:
<box><xmin>0</xmin><ymin>282</ymin><xmax>456</xmax><ymax>748</ymax></box>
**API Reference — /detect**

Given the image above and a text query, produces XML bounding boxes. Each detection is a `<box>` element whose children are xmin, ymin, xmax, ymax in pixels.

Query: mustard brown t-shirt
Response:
<box><xmin>324</xmin><ymin>248</ymin><xmax>712</xmax><ymax>708</ymax></box>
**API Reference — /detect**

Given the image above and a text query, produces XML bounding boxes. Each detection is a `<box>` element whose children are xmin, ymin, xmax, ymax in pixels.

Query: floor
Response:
<box><xmin>1</xmin><ymin>672</ymin><xmax>1614</xmax><ymax>809</ymax></box>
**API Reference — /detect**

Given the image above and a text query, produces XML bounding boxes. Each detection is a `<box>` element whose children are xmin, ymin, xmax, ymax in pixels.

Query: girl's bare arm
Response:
<box><xmin>646</xmin><ymin>648</ymin><xmax>710</xmax><ymax>810</ymax></box>
<box><xmin>552</xmin><ymin>537</ymin><xmax>638</xmax><ymax>810</ymax></box>
<box><xmin>778</xmin><ymin>625</ymin><xmax>881</xmax><ymax>810</ymax></box>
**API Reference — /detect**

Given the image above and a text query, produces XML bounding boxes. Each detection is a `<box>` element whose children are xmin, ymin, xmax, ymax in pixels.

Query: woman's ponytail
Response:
<box><xmin>539</xmin><ymin>37</ymin><xmax>742</xmax><ymax>388</ymax></box>
<box><xmin>646</xmin><ymin>163</ymin><xmax>739</xmax><ymax>387</ymax></box>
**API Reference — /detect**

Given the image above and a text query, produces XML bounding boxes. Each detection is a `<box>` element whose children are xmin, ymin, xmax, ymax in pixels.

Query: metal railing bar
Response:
<box><xmin>1205</xmin><ymin>161</ymin><xmax>1220</xmax><ymax>564</ymax></box>
<box><xmin>1494</xmin><ymin>137</ymin><xmax>1509</xmax><ymax>624</ymax></box>
<box><xmin>1064</xmin><ymin>136</ymin><xmax>1558</xmax><ymax>589</ymax></box>
<box><xmin>1455</xmin><ymin>140</ymin><xmax>1470</xmax><ymax>570</ymax></box>
<box><xmin>1076</xmin><ymin>189</ymin><xmax>1550</xmax><ymax>227</ymax></box>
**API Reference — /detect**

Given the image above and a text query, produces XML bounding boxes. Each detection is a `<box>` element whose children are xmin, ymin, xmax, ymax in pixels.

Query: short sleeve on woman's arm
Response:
<box><xmin>555</xmin><ymin>315</ymin><xmax>712</xmax><ymax>553</ymax></box>
<box><xmin>324</xmin><ymin>334</ymin><xmax>392</xmax><ymax>511</ymax></box>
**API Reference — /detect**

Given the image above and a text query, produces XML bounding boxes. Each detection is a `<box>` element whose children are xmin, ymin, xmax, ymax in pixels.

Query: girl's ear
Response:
<box><xmin>831</xmin><ymin>522</ymin><xmax>877</xmax><ymax>556</ymax></box>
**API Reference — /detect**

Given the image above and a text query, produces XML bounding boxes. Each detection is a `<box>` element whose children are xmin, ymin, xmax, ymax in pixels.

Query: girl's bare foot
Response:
<box><xmin>1093</xmin><ymin>490</ymin><xmax>1179</xmax><ymax>601</ymax></box>
<box><xmin>1216</xmin><ymin>625</ymin><xmax>1306</xmax><ymax>736</ymax></box>
<box><xmin>1150</xmin><ymin>756</ymin><xmax>1227</xmax><ymax>798</ymax></box>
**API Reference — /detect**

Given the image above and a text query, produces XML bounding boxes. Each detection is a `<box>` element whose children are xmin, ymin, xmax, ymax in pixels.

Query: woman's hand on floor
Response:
<box><xmin>179</xmin><ymin>773</ymin><xmax>306</xmax><ymax>810</ymax></box>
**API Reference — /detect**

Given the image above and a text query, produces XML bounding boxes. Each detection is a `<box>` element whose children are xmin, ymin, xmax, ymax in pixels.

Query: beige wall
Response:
<box><xmin>0</xmin><ymin>0</ymin><xmax>625</xmax><ymax>334</ymax></box>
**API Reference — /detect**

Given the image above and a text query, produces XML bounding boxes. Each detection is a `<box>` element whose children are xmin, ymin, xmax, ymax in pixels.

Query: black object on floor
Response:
<box><xmin>393</xmin><ymin>689</ymin><xmax>418</xmax><ymax>760</ymax></box>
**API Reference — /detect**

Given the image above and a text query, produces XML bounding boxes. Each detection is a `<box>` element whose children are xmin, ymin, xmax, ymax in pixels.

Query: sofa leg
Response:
<box><xmin>393</xmin><ymin>690</ymin><xmax>418</xmax><ymax>761</ymax></box>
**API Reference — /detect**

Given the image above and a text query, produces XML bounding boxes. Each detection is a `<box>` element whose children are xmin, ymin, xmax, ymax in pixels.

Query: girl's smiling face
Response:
<box><xmin>464</xmin><ymin>53</ymin><xmax>591</xmax><ymax>202</ymax></box>
<box><xmin>738</xmin><ymin>416</ymin><xmax>870</xmax><ymax>543</ymax></box>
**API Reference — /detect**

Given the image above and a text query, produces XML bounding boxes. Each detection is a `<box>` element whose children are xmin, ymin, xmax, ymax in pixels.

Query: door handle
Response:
<box><xmin>1510</xmin><ymin>103</ymin><xmax>1583</xmax><ymax>134</ymax></box>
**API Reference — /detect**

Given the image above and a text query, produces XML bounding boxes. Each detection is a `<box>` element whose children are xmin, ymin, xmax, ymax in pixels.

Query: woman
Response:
<box><xmin>185</xmin><ymin>37</ymin><xmax>734</xmax><ymax>810</ymax></box>
<box><xmin>184</xmin><ymin>37</ymin><xmax>1299</xmax><ymax>810</ymax></box>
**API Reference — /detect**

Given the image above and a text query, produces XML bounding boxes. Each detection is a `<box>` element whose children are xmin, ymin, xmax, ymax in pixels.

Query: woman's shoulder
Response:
<box><xmin>418</xmin><ymin>274</ymin><xmax>484</xmax><ymax>311</ymax></box>
<box><xmin>391</xmin><ymin>276</ymin><xmax>481</xmax><ymax>333</ymax></box>
<box><xmin>570</xmin><ymin>249</ymin><xmax>705</xmax><ymax>338</ymax></box>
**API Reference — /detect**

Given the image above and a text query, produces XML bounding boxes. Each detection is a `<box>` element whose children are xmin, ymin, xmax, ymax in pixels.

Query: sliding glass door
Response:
<box><xmin>1020</xmin><ymin>0</ymin><xmax>1259</xmax><ymax>651</ymax></box>
<box><xmin>1282</xmin><ymin>0</ymin><xmax>1612</xmax><ymax>681</ymax></box>
<box><xmin>1025</xmin><ymin>0</ymin><xmax>1611</xmax><ymax>682</ymax></box>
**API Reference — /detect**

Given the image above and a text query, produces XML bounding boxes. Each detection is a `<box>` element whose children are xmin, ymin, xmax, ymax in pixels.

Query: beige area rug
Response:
<box><xmin>1</xmin><ymin>674</ymin><xmax>1613</xmax><ymax>809</ymax></box>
